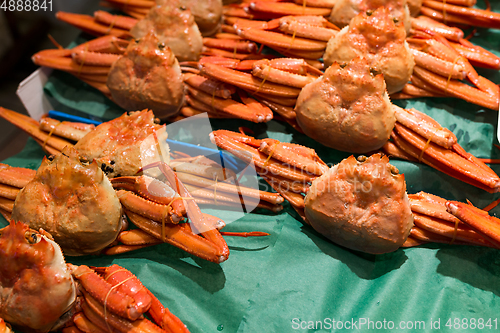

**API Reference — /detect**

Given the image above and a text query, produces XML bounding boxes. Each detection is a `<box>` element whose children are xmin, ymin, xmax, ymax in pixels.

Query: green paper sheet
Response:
<box><xmin>3</xmin><ymin>3</ymin><xmax>500</xmax><ymax>331</ymax></box>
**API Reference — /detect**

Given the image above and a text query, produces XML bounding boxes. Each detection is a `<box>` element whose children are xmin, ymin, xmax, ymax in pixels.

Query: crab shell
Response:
<box><xmin>11</xmin><ymin>146</ymin><xmax>123</xmax><ymax>256</ymax></box>
<box><xmin>74</xmin><ymin>110</ymin><xmax>170</xmax><ymax>178</ymax></box>
<box><xmin>329</xmin><ymin>0</ymin><xmax>412</xmax><ymax>33</ymax></box>
<box><xmin>324</xmin><ymin>6</ymin><xmax>415</xmax><ymax>94</ymax></box>
<box><xmin>295</xmin><ymin>57</ymin><xmax>395</xmax><ymax>153</ymax></box>
<box><xmin>304</xmin><ymin>154</ymin><xmax>414</xmax><ymax>254</ymax></box>
<box><xmin>130</xmin><ymin>1</ymin><xmax>203</xmax><ymax>62</ymax></box>
<box><xmin>107</xmin><ymin>33</ymin><xmax>185</xmax><ymax>120</ymax></box>
<box><xmin>0</xmin><ymin>221</ymin><xmax>76</xmax><ymax>332</ymax></box>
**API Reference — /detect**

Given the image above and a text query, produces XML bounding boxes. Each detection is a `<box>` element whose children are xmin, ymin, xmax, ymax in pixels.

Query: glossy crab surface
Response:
<box><xmin>0</xmin><ymin>221</ymin><xmax>76</xmax><ymax>332</ymax></box>
<box><xmin>107</xmin><ymin>33</ymin><xmax>185</xmax><ymax>119</ymax></box>
<box><xmin>304</xmin><ymin>154</ymin><xmax>414</xmax><ymax>254</ymax></box>
<box><xmin>74</xmin><ymin>110</ymin><xmax>170</xmax><ymax>178</ymax></box>
<box><xmin>130</xmin><ymin>0</ymin><xmax>203</xmax><ymax>62</ymax></box>
<box><xmin>324</xmin><ymin>6</ymin><xmax>415</xmax><ymax>94</ymax></box>
<box><xmin>295</xmin><ymin>57</ymin><xmax>395</xmax><ymax>153</ymax></box>
<box><xmin>11</xmin><ymin>146</ymin><xmax>122</xmax><ymax>256</ymax></box>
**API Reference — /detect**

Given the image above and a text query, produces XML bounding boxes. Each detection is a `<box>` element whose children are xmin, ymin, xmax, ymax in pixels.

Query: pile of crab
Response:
<box><xmin>1</xmin><ymin>0</ymin><xmax>500</xmax><ymax>330</ymax></box>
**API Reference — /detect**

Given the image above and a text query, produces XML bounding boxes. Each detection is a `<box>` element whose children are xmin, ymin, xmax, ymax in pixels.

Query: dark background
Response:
<box><xmin>0</xmin><ymin>1</ymin><xmax>100</xmax><ymax>160</ymax></box>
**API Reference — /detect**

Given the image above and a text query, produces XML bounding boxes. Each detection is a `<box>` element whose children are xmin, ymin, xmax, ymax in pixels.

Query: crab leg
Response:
<box><xmin>111</xmin><ymin>176</ymin><xmax>186</xmax><ymax>219</ymax></box>
<box><xmin>236</xmin><ymin>28</ymin><xmax>327</xmax><ymax>52</ymax></box>
<box><xmin>412</xmin><ymin>212</ymin><xmax>497</xmax><ymax>247</ymax></box>
<box><xmin>116</xmin><ymin>190</ymin><xmax>181</xmax><ymax>224</ymax></box>
<box><xmin>393</xmin><ymin>106</ymin><xmax>457</xmax><ymax>149</ymax></box>
<box><xmin>0</xmin><ymin>164</ymin><xmax>36</xmax><ymax>188</ymax></box>
<box><xmin>210</xmin><ymin>130</ymin><xmax>314</xmax><ymax>182</ymax></box>
<box><xmin>124</xmin><ymin>210</ymin><xmax>229</xmax><ymax>263</ymax></box>
<box><xmin>248</xmin><ymin>2</ymin><xmax>332</xmax><ymax>17</ymax></box>
<box><xmin>203</xmin><ymin>38</ymin><xmax>258</xmax><ymax>53</ymax></box>
<box><xmin>71</xmin><ymin>265</ymin><xmax>148</xmax><ymax>321</ymax></box>
<box><xmin>391</xmin><ymin>123</ymin><xmax>500</xmax><ymax>192</ymax></box>
<box><xmin>0</xmin><ymin>197</ymin><xmax>14</xmax><ymax>213</ymax></box>
<box><xmin>93</xmin><ymin>264</ymin><xmax>152</xmax><ymax>314</ymax></box>
<box><xmin>80</xmin><ymin>290</ymin><xmax>165</xmax><ymax>333</ymax></box>
<box><xmin>183</xmin><ymin>73</ymin><xmax>236</xmax><ymax>99</ymax></box>
<box><xmin>422</xmin><ymin>0</ymin><xmax>500</xmax><ymax>28</ymax></box>
<box><xmin>200</xmin><ymin>62</ymin><xmax>302</xmax><ymax>98</ymax></box>
<box><xmin>446</xmin><ymin>201</ymin><xmax>500</xmax><ymax>246</ymax></box>
<box><xmin>142</xmin><ymin>162</ymin><xmax>230</xmax><ymax>261</ymax></box>
<box><xmin>411</xmin><ymin>66</ymin><xmax>499</xmax><ymax>110</ymax></box>
<box><xmin>55</xmin><ymin>12</ymin><xmax>132</xmax><ymax>38</ymax></box>
<box><xmin>93</xmin><ymin>10</ymin><xmax>138</xmax><ymax>31</ymax></box>
<box><xmin>39</xmin><ymin>117</ymin><xmax>95</xmax><ymax>142</ymax></box>
<box><xmin>147</xmin><ymin>290</ymin><xmax>190</xmax><ymax>333</ymax></box>
<box><xmin>117</xmin><ymin>229</ymin><xmax>162</xmax><ymax>247</ymax></box>
<box><xmin>186</xmin><ymin>85</ymin><xmax>273</xmax><ymax>123</ymax></box>
<box><xmin>0</xmin><ymin>107</ymin><xmax>73</xmax><ymax>153</ymax></box>
<box><xmin>411</xmin><ymin>16</ymin><xmax>464</xmax><ymax>41</ymax></box>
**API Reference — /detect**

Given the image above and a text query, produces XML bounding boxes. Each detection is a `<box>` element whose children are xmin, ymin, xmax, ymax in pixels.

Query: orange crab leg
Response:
<box><xmin>179</xmin><ymin>173</ymin><xmax>284</xmax><ymax>205</ymax></box>
<box><xmin>0</xmin><ymin>163</ymin><xmax>36</xmax><ymax>188</ymax></box>
<box><xmin>411</xmin><ymin>16</ymin><xmax>464</xmax><ymax>41</ymax></box>
<box><xmin>147</xmin><ymin>290</ymin><xmax>190</xmax><ymax>333</ymax></box>
<box><xmin>413</xmin><ymin>212</ymin><xmax>496</xmax><ymax>247</ymax></box>
<box><xmin>409</xmin><ymin>192</ymin><xmax>460</xmax><ymax>223</ymax></box>
<box><xmin>237</xmin><ymin>28</ymin><xmax>327</xmax><ymax>52</ymax></box>
<box><xmin>94</xmin><ymin>264</ymin><xmax>152</xmax><ymax>315</ymax></box>
<box><xmin>411</xmin><ymin>48</ymin><xmax>466</xmax><ymax>80</ymax></box>
<box><xmin>252</xmin><ymin>59</ymin><xmax>317</xmax><ymax>88</ymax></box>
<box><xmin>81</xmin><ymin>290</ymin><xmax>165</xmax><ymax>333</ymax></box>
<box><xmin>142</xmin><ymin>162</ymin><xmax>230</xmax><ymax>260</ymax></box>
<box><xmin>249</xmin><ymin>2</ymin><xmax>331</xmax><ymax>17</ymax></box>
<box><xmin>116</xmin><ymin>190</ymin><xmax>180</xmax><ymax>224</ymax></box>
<box><xmin>183</xmin><ymin>73</ymin><xmax>236</xmax><ymax>99</ymax></box>
<box><xmin>0</xmin><ymin>107</ymin><xmax>74</xmax><ymax>152</ymax></box>
<box><xmin>412</xmin><ymin>66</ymin><xmax>499</xmax><ymax>110</ymax></box>
<box><xmin>211</xmin><ymin>130</ymin><xmax>314</xmax><ymax>182</ymax></box>
<box><xmin>71</xmin><ymin>50</ymin><xmax>120</xmax><ymax>67</ymax></box>
<box><xmin>393</xmin><ymin>106</ymin><xmax>457</xmax><ymax>149</ymax></box>
<box><xmin>125</xmin><ymin>209</ymin><xmax>229</xmax><ymax>263</ymax></box>
<box><xmin>446</xmin><ymin>201</ymin><xmax>500</xmax><ymax>246</ymax></box>
<box><xmin>73</xmin><ymin>313</ymin><xmax>107</xmax><ymax>333</ymax></box>
<box><xmin>117</xmin><ymin>229</ymin><xmax>163</xmax><ymax>246</ymax></box>
<box><xmin>277</xmin><ymin>18</ymin><xmax>338</xmax><ymax>42</ymax></box>
<box><xmin>111</xmin><ymin>176</ymin><xmax>186</xmax><ymax>218</ymax></box>
<box><xmin>71</xmin><ymin>265</ymin><xmax>147</xmax><ymax>321</ymax></box>
<box><xmin>200</xmin><ymin>62</ymin><xmax>301</xmax><ymax>97</ymax></box>
<box><xmin>392</xmin><ymin>124</ymin><xmax>500</xmax><ymax>192</ymax></box>
<box><xmin>39</xmin><ymin>117</ymin><xmax>95</xmax><ymax>142</ymax></box>
<box><xmin>401</xmin><ymin>235</ymin><xmax>429</xmax><ymax>247</ymax></box>
<box><xmin>452</xmin><ymin>40</ymin><xmax>500</xmax><ymax>70</ymax></box>
<box><xmin>93</xmin><ymin>10</ymin><xmax>138</xmax><ymax>31</ymax></box>
<box><xmin>72</xmin><ymin>35</ymin><xmax>129</xmax><ymax>54</ymax></box>
<box><xmin>56</xmin><ymin>12</ymin><xmax>132</xmax><ymax>38</ymax></box>
<box><xmin>32</xmin><ymin>51</ymin><xmax>112</xmax><ymax>75</ymax></box>
<box><xmin>184</xmin><ymin>97</ymin><xmax>238</xmax><ymax>118</ymax></box>
<box><xmin>203</xmin><ymin>37</ymin><xmax>258</xmax><ymax>53</ymax></box>
<box><xmin>423</xmin><ymin>0</ymin><xmax>500</xmax><ymax>27</ymax></box>
<box><xmin>382</xmin><ymin>141</ymin><xmax>419</xmax><ymax>162</ymax></box>
<box><xmin>0</xmin><ymin>197</ymin><xmax>14</xmax><ymax>213</ymax></box>
<box><xmin>186</xmin><ymin>85</ymin><xmax>273</xmax><ymax>123</ymax></box>
<box><xmin>0</xmin><ymin>183</ymin><xmax>20</xmax><ymax>200</ymax></box>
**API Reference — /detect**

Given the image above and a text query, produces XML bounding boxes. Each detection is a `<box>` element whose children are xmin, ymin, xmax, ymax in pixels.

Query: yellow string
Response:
<box><xmin>264</xmin><ymin>141</ymin><xmax>280</xmax><ymax>167</ymax></box>
<box><xmin>449</xmin><ymin>219</ymin><xmax>459</xmax><ymax>245</ymax></box>
<box><xmin>106</xmin><ymin>17</ymin><xmax>117</xmax><ymax>35</ymax></box>
<box><xmin>104</xmin><ymin>268</ymin><xmax>128</xmax><ymax>281</ymax></box>
<box><xmin>76</xmin><ymin>44</ymin><xmax>88</xmax><ymax>77</ymax></box>
<box><xmin>42</xmin><ymin>121</ymin><xmax>61</xmax><ymax>152</ymax></box>
<box><xmin>445</xmin><ymin>56</ymin><xmax>461</xmax><ymax>92</ymax></box>
<box><xmin>103</xmin><ymin>276</ymin><xmax>135</xmax><ymax>333</ymax></box>
<box><xmin>255</xmin><ymin>64</ymin><xmax>272</xmax><ymax>93</ymax></box>
<box><xmin>418</xmin><ymin>137</ymin><xmax>432</xmax><ymax>162</ymax></box>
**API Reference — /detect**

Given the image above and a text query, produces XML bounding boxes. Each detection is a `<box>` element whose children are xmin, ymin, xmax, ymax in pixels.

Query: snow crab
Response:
<box><xmin>99</xmin><ymin>0</ymin><xmax>223</xmax><ymax>37</ymax></box>
<box><xmin>32</xmin><ymin>33</ymin><xmax>185</xmax><ymax>119</ymax></box>
<box><xmin>0</xmin><ymin>220</ymin><xmax>189</xmax><ymax>332</ymax></box>
<box><xmin>209</xmin><ymin>131</ymin><xmax>414</xmax><ymax>253</ymax></box>
<box><xmin>200</xmin><ymin>55</ymin><xmax>500</xmax><ymax>194</ymax></box>
<box><xmin>0</xmin><ymin>108</ymin><xmax>283</xmax><ymax>261</ymax></box>
<box><xmin>56</xmin><ymin>0</ymin><xmax>203</xmax><ymax>62</ymax></box>
<box><xmin>211</xmin><ymin>130</ymin><xmax>500</xmax><ymax>253</ymax></box>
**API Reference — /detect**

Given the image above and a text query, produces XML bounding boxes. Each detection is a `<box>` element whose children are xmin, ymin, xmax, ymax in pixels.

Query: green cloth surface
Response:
<box><xmin>3</xmin><ymin>3</ymin><xmax>500</xmax><ymax>331</ymax></box>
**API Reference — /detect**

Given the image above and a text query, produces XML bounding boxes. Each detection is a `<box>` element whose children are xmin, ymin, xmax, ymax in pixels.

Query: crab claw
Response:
<box><xmin>446</xmin><ymin>201</ymin><xmax>500</xmax><ymax>248</ymax></box>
